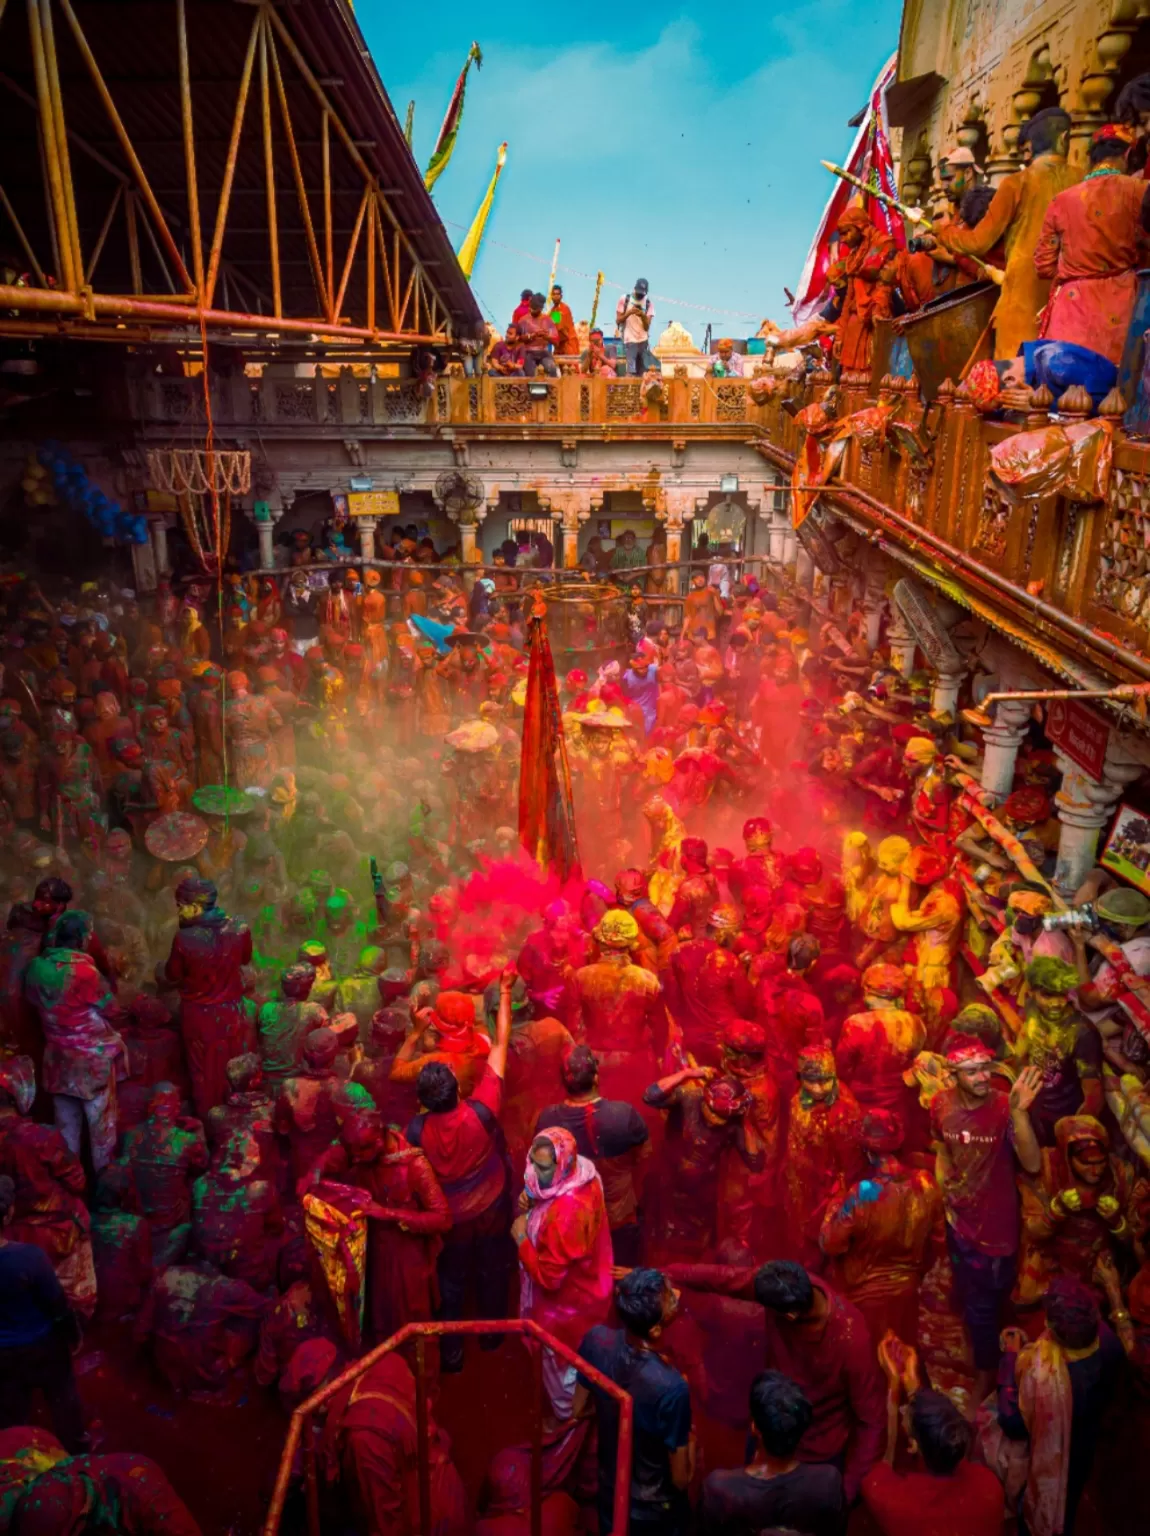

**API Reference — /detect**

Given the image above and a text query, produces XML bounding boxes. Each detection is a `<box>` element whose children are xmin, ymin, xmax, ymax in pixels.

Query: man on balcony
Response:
<box><xmin>707</xmin><ymin>338</ymin><xmax>745</xmax><ymax>377</ymax></box>
<box><xmin>489</xmin><ymin>324</ymin><xmax>526</xmax><ymax>377</ymax></box>
<box><xmin>514</xmin><ymin>293</ymin><xmax>559</xmax><ymax>378</ymax></box>
<box><xmin>548</xmin><ymin>285</ymin><xmax>579</xmax><ymax>356</ymax></box>
<box><xmin>616</xmin><ymin>279</ymin><xmax>656</xmax><ymax>375</ymax></box>
<box><xmin>1029</xmin><ymin>125</ymin><xmax>1150</xmax><ymax>406</ymax></box>
<box><xmin>933</xmin><ymin>106</ymin><xmax>1077</xmax><ymax>361</ymax></box>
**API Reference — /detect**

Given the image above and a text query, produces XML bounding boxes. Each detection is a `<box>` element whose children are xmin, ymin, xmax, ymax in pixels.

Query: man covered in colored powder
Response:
<box><xmin>164</xmin><ymin>876</ymin><xmax>253</xmax><ymax>1119</ymax></box>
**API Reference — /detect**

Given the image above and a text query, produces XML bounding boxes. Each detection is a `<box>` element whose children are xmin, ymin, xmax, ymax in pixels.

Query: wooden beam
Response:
<box><xmin>257</xmin><ymin>12</ymin><xmax>281</xmax><ymax>317</ymax></box>
<box><xmin>266</xmin><ymin>18</ymin><xmax>328</xmax><ymax>318</ymax></box>
<box><xmin>176</xmin><ymin>0</ymin><xmax>204</xmax><ymax>294</ymax></box>
<box><xmin>205</xmin><ymin>5</ymin><xmax>259</xmax><ymax>307</ymax></box>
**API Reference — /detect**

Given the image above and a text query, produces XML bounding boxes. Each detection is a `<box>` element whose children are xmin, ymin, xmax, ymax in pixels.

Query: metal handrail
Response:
<box><xmin>262</xmin><ymin>1317</ymin><xmax>634</xmax><ymax>1536</ymax></box>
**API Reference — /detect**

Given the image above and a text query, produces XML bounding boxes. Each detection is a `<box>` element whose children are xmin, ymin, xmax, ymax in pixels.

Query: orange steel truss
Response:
<box><xmin>0</xmin><ymin>0</ymin><xmax>481</xmax><ymax>348</ymax></box>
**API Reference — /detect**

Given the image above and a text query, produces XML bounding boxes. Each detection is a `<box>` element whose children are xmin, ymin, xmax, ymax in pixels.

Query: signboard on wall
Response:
<box><xmin>1046</xmin><ymin>698</ymin><xmax>1109</xmax><ymax>782</ymax></box>
<box><xmin>348</xmin><ymin>490</ymin><xmax>399</xmax><ymax>519</ymax></box>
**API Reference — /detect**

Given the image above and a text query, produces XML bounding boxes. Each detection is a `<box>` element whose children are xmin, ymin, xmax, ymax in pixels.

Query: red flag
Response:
<box><xmin>518</xmin><ymin>596</ymin><xmax>580</xmax><ymax>882</ymax></box>
<box><xmin>793</xmin><ymin>55</ymin><xmax>903</xmax><ymax>325</ymax></box>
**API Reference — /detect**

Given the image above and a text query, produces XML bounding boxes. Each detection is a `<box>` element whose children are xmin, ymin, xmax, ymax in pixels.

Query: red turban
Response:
<box><xmin>861</xmin><ymin>963</ymin><xmax>907</xmax><ymax>1001</ymax></box>
<box><xmin>1001</xmin><ymin>786</ymin><xmax>1051</xmax><ymax>826</ymax></box>
<box><xmin>797</xmin><ymin>1036</ymin><xmax>836</xmax><ymax>1076</ymax></box>
<box><xmin>788</xmin><ymin>847</ymin><xmax>823</xmax><ymax>884</ymax></box>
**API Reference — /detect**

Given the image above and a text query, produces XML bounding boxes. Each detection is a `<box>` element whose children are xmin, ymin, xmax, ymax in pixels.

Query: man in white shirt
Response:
<box><xmin>1070</xmin><ymin>886</ymin><xmax>1150</xmax><ymax>1047</ymax></box>
<box><xmin>616</xmin><ymin>279</ymin><xmax>655</xmax><ymax>375</ymax></box>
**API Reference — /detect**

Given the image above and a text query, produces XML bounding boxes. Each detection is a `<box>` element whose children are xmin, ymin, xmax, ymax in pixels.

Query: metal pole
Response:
<box><xmin>26</xmin><ymin>0</ymin><xmax>73</xmax><ymax>290</ymax></box>
<box><xmin>334</xmin><ymin>187</ymin><xmax>369</xmax><ymax>323</ymax></box>
<box><xmin>322</xmin><ymin>110</ymin><xmax>333</xmax><ymax>321</ymax></box>
<box><xmin>37</xmin><ymin>0</ymin><xmax>83</xmax><ymax>289</ymax></box>
<box><xmin>176</xmin><ymin>0</ymin><xmax>204</xmax><ymax>295</ymax></box>
<box><xmin>57</xmin><ymin>0</ymin><xmax>192</xmax><ymax>290</ymax></box>
<box><xmin>83</xmin><ymin>181</ymin><xmax>122</xmax><ymax>286</ymax></box>
<box><xmin>365</xmin><ymin>189</ymin><xmax>375</xmax><ymax>330</ymax></box>
<box><xmin>257</xmin><ymin>14</ymin><xmax>282</xmax><ymax>318</ymax></box>
<box><xmin>0</xmin><ymin>182</ymin><xmax>46</xmax><ymax>286</ymax></box>
<box><xmin>125</xmin><ymin>190</ymin><xmax>142</xmax><ymax>293</ymax></box>
<box><xmin>414</xmin><ymin>1336</ymin><xmax>432</xmax><ymax>1536</ymax></box>
<box><xmin>267</xmin><ymin>23</ymin><xmax>328</xmax><ymax>318</ymax></box>
<box><xmin>205</xmin><ymin>8</ymin><xmax>260</xmax><ymax>307</ymax></box>
<box><xmin>530</xmin><ymin>1340</ymin><xmax>543</xmax><ymax>1536</ymax></box>
<box><xmin>303</xmin><ymin>1412</ymin><xmax>320</xmax><ymax>1536</ymax></box>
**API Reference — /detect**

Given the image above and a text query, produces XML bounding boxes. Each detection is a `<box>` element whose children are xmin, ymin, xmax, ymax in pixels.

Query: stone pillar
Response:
<box><xmin>1053</xmin><ymin>740</ymin><xmax>1147</xmax><ymax>895</ymax></box>
<box><xmin>767</xmin><ymin>511</ymin><xmax>787</xmax><ymax>569</ymax></box>
<box><xmin>547</xmin><ymin>490</ymin><xmax>592</xmax><ymax>570</ymax></box>
<box><xmin>930</xmin><ymin>662</ymin><xmax>965</xmax><ymax>719</ymax></box>
<box><xmin>886</xmin><ymin>609</ymin><xmax>916</xmax><ymax>677</ymax></box>
<box><xmin>150</xmin><ymin>515</ymin><xmax>172</xmax><ymax>578</ymax></box>
<box><xmin>356</xmin><ymin>516</ymin><xmax>378</xmax><ymax>564</ymax></box>
<box><xmin>979</xmin><ymin>699</ymin><xmax>1033</xmax><ymax>802</ymax></box>
<box><xmin>794</xmin><ymin>545</ymin><xmax>815</xmax><ymax>594</ymax></box>
<box><xmin>658</xmin><ymin>490</ymin><xmax>696</xmax><ymax>572</ymax></box>
<box><xmin>249</xmin><ymin>497</ymin><xmax>283</xmax><ymax>571</ymax></box>
<box><xmin>861</xmin><ymin>559</ymin><xmax>887</xmax><ymax>651</ymax></box>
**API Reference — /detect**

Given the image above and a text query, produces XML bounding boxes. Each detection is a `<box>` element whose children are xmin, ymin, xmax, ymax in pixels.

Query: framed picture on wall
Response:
<box><xmin>1100</xmin><ymin>802</ymin><xmax>1150</xmax><ymax>896</ymax></box>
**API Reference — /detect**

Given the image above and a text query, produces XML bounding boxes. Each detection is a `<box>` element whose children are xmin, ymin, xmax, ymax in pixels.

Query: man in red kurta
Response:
<box><xmin>784</xmin><ymin>1038</ymin><xmax>865</xmax><ymax>1268</ymax></box>
<box><xmin>833</xmin><ymin>963</ymin><xmax>925</xmax><ymax>1134</ymax></box>
<box><xmin>307</xmin><ymin>1110</ymin><xmax>451</xmax><ymax>1344</ymax></box>
<box><xmin>1034</xmin><ymin>127</ymin><xmax>1150</xmax><ymax>375</ymax></box>
<box><xmin>663</xmin><ymin>1258</ymin><xmax>885</xmax><ymax>1503</ymax></box>
<box><xmin>164</xmin><ymin>876</ymin><xmax>254</xmax><ymax>1120</ymax></box>
<box><xmin>827</xmin><ymin>207</ymin><xmax>897</xmax><ymax>374</ymax></box>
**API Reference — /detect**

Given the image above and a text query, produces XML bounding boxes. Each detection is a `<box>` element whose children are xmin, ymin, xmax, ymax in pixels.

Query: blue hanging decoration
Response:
<box><xmin>35</xmin><ymin>441</ymin><xmax>148</xmax><ymax>545</ymax></box>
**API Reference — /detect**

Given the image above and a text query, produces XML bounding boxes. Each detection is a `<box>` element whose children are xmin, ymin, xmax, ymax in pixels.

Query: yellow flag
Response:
<box><xmin>457</xmin><ymin>143</ymin><xmax>507</xmax><ymax>279</ymax></box>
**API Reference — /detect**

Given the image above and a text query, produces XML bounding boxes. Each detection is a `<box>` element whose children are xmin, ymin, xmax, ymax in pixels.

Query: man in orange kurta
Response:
<box><xmin>827</xmin><ymin>208</ymin><xmax>897</xmax><ymax>373</ymax></box>
<box><xmin>548</xmin><ymin>286</ymin><xmax>579</xmax><ymax>356</ymax></box>
<box><xmin>934</xmin><ymin>106</ymin><xmax>1078</xmax><ymax>360</ymax></box>
<box><xmin>1034</xmin><ymin>127</ymin><xmax>1150</xmax><ymax>368</ymax></box>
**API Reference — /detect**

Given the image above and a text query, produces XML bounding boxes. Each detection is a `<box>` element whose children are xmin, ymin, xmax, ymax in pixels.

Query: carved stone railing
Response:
<box><xmin>125</xmin><ymin>371</ymin><xmax>781</xmax><ymax>433</ymax></box>
<box><xmin>750</xmin><ymin>373</ymin><xmax>1150</xmax><ymax>685</ymax></box>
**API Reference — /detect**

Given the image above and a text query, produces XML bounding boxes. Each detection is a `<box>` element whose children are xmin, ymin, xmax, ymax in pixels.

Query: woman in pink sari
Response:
<box><xmin>513</xmin><ymin>1127</ymin><xmax>613</xmax><ymax>1422</ymax></box>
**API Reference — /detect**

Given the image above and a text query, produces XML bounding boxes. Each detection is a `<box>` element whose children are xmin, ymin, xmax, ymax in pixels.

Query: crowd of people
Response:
<box><xmin>0</xmin><ymin>516</ymin><xmax>1148</xmax><ymax>1536</ymax></box>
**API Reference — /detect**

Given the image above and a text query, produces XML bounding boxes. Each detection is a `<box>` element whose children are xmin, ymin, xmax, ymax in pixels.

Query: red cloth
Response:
<box><xmin>930</xmin><ymin>1088</ymin><xmax>1018</xmax><ymax>1255</ymax></box>
<box><xmin>0</xmin><ymin>1116</ymin><xmax>89</xmax><ymax>1264</ymax></box>
<box><xmin>311</xmin><ymin>1141</ymin><xmax>450</xmax><ymax>1339</ymax></box>
<box><xmin>164</xmin><ymin>912</ymin><xmax>253</xmax><ymax>1119</ymax></box>
<box><xmin>91</xmin><ymin>1209</ymin><xmax>153</xmax><ymax>1321</ymax></box>
<box><xmin>11</xmin><ymin>1452</ymin><xmax>202</xmax><ymax>1536</ymax></box>
<box><xmin>1034</xmin><ymin>171</ymin><xmax>1149</xmax><ymax>365</ymax></box>
<box><xmin>517</xmin><ymin>1162</ymin><xmax>613</xmax><ymax>1350</ymax></box>
<box><xmin>411</xmin><ymin>1062</ymin><xmax>505</xmax><ymax>1220</ymax></box>
<box><xmin>24</xmin><ymin>948</ymin><xmax>123</xmax><ymax>1100</ymax></box>
<box><xmin>664</xmin><ymin>1269</ymin><xmax>884</xmax><ymax>1501</ymax></box>
<box><xmin>861</xmin><ymin>1460</ymin><xmax>1005</xmax><ymax>1536</ymax></box>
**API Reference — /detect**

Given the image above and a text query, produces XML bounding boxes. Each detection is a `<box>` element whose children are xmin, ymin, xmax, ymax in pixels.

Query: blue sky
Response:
<box><xmin>358</xmin><ymin>0</ymin><xmax>903</xmax><ymax>342</ymax></box>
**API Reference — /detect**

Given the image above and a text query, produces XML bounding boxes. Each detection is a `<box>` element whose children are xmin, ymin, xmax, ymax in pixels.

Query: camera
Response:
<box><xmin>1041</xmin><ymin>904</ymin><xmax>1097</xmax><ymax>934</ymax></box>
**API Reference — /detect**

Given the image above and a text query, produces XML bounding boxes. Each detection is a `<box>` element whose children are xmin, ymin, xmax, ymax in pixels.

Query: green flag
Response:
<box><xmin>424</xmin><ymin>41</ymin><xmax>482</xmax><ymax>192</ymax></box>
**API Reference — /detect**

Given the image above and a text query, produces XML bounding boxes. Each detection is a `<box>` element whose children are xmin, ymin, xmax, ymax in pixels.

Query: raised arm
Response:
<box><xmin>487</xmin><ymin>964</ymin><xmax>516</xmax><ymax>1080</ymax></box>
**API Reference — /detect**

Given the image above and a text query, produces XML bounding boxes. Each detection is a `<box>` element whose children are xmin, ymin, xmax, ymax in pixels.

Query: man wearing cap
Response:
<box><xmin>939</xmin><ymin>145</ymin><xmax>984</xmax><ymax>211</ymax></box>
<box><xmin>819</xmin><ymin>1107</ymin><xmax>944</xmax><ymax>1347</ymax></box>
<box><xmin>834</xmin><ymin>963</ymin><xmax>926</xmax><ymax>1136</ymax></box>
<box><xmin>933</xmin><ymin>106</ymin><xmax>1077</xmax><ymax>360</ymax></box>
<box><xmin>707</xmin><ymin>337</ymin><xmax>745</xmax><ymax>377</ymax></box>
<box><xmin>615</xmin><ymin>278</ymin><xmax>655</xmax><ymax>375</ymax></box>
<box><xmin>931</xmin><ymin>1044</ymin><xmax>1042</xmax><ymax>1404</ymax></box>
<box><xmin>1070</xmin><ymin>884</ymin><xmax>1150</xmax><ymax>1042</ymax></box>
<box><xmin>164</xmin><ymin>876</ymin><xmax>254</xmax><ymax>1120</ymax></box>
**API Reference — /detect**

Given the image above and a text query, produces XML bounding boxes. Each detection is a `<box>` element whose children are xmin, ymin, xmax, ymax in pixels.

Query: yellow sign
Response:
<box><xmin>348</xmin><ymin>490</ymin><xmax>399</xmax><ymax>519</ymax></box>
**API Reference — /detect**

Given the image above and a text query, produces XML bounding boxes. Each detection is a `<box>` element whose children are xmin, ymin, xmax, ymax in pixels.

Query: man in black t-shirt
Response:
<box><xmin>575</xmin><ymin>1268</ymin><xmax>693</xmax><ymax>1534</ymax></box>
<box><xmin>701</xmin><ymin>1370</ymin><xmax>846</xmax><ymax>1535</ymax></box>
<box><xmin>535</xmin><ymin>1044</ymin><xmax>650</xmax><ymax>1265</ymax></box>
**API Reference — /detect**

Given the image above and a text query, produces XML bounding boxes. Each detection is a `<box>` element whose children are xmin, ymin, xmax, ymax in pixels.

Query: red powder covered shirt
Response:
<box><xmin>930</xmin><ymin>1087</ymin><xmax>1018</xmax><ymax>1256</ymax></box>
<box><xmin>862</xmin><ymin>1460</ymin><xmax>1005</xmax><ymax>1536</ymax></box>
<box><xmin>407</xmin><ymin>1063</ymin><xmax>506</xmax><ymax>1221</ymax></box>
<box><xmin>664</xmin><ymin>1268</ymin><xmax>884</xmax><ymax>1501</ymax></box>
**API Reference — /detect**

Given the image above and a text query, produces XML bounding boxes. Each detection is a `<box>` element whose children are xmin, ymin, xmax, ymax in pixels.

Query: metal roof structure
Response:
<box><xmin>0</xmin><ymin>0</ymin><xmax>482</xmax><ymax>350</ymax></box>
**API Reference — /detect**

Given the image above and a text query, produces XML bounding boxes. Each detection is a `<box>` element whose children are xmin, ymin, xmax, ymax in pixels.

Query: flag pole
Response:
<box><xmin>588</xmin><ymin>270</ymin><xmax>604</xmax><ymax>330</ymax></box>
<box><xmin>546</xmin><ymin>238</ymin><xmax>560</xmax><ymax>301</ymax></box>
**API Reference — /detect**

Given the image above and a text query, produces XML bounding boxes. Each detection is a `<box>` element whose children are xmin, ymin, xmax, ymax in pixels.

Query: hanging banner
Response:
<box><xmin>348</xmin><ymin>490</ymin><xmax>400</xmax><ymax>519</ymax></box>
<box><xmin>792</xmin><ymin>54</ymin><xmax>903</xmax><ymax>326</ymax></box>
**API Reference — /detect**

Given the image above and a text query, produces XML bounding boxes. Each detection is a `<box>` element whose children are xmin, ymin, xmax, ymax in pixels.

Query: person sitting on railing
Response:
<box><xmin>514</xmin><ymin>294</ymin><xmax>560</xmax><ymax>379</ymax></box>
<box><xmin>489</xmin><ymin>325</ymin><xmax>526</xmax><ymax>377</ymax></box>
